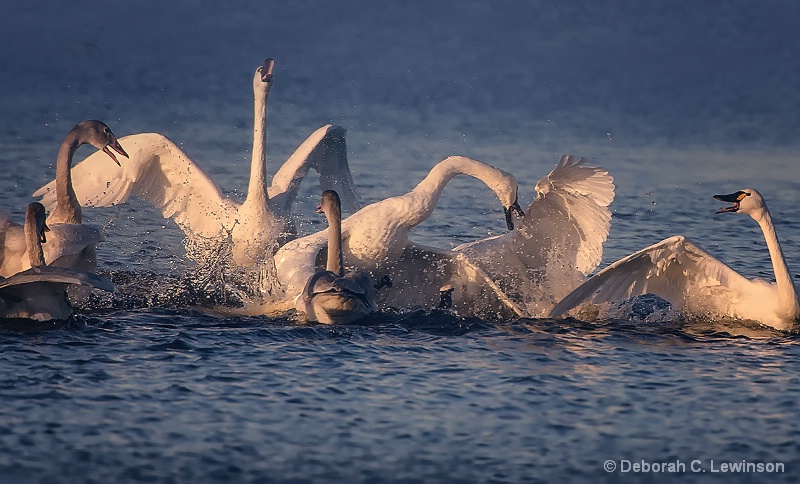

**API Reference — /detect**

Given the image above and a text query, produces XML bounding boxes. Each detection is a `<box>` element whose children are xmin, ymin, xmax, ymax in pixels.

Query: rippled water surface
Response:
<box><xmin>2</xmin><ymin>1</ymin><xmax>800</xmax><ymax>482</ymax></box>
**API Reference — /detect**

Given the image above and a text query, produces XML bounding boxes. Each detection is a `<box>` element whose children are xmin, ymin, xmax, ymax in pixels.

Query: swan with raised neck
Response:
<box><xmin>49</xmin><ymin>120</ymin><xmax>128</xmax><ymax>225</ymax></box>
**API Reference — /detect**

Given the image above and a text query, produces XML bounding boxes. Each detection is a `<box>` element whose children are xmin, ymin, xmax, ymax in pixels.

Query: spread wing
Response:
<box><xmin>515</xmin><ymin>155</ymin><xmax>615</xmax><ymax>276</ymax></box>
<box><xmin>0</xmin><ymin>265</ymin><xmax>114</xmax><ymax>292</ymax></box>
<box><xmin>33</xmin><ymin>133</ymin><xmax>239</xmax><ymax>240</ymax></box>
<box><xmin>549</xmin><ymin>235</ymin><xmax>752</xmax><ymax>317</ymax></box>
<box><xmin>454</xmin><ymin>155</ymin><xmax>615</xmax><ymax>312</ymax></box>
<box><xmin>268</xmin><ymin>124</ymin><xmax>361</xmax><ymax>216</ymax></box>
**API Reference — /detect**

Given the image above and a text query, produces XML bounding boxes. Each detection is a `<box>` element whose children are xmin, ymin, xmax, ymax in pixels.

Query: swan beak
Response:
<box><xmin>103</xmin><ymin>140</ymin><xmax>129</xmax><ymax>167</ymax></box>
<box><xmin>714</xmin><ymin>191</ymin><xmax>747</xmax><ymax>213</ymax></box>
<box><xmin>39</xmin><ymin>221</ymin><xmax>50</xmax><ymax>244</ymax></box>
<box><xmin>504</xmin><ymin>200</ymin><xmax>525</xmax><ymax>230</ymax></box>
<box><xmin>260</xmin><ymin>58</ymin><xmax>275</xmax><ymax>83</ymax></box>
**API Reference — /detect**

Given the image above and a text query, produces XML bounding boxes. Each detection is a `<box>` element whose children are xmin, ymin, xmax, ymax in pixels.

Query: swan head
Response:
<box><xmin>76</xmin><ymin>120</ymin><xmax>129</xmax><ymax>166</ymax></box>
<box><xmin>316</xmin><ymin>189</ymin><xmax>342</xmax><ymax>216</ymax></box>
<box><xmin>25</xmin><ymin>202</ymin><xmax>50</xmax><ymax>244</ymax></box>
<box><xmin>714</xmin><ymin>188</ymin><xmax>765</xmax><ymax>216</ymax></box>
<box><xmin>254</xmin><ymin>58</ymin><xmax>275</xmax><ymax>93</ymax></box>
<box><xmin>492</xmin><ymin>172</ymin><xmax>524</xmax><ymax>230</ymax></box>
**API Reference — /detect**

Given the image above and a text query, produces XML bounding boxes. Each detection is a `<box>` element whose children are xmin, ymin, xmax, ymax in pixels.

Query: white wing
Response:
<box><xmin>33</xmin><ymin>133</ymin><xmax>239</xmax><ymax>240</ymax></box>
<box><xmin>549</xmin><ymin>235</ymin><xmax>752</xmax><ymax>317</ymax></box>
<box><xmin>274</xmin><ymin>229</ymin><xmax>330</xmax><ymax>298</ymax></box>
<box><xmin>516</xmin><ymin>155</ymin><xmax>615</xmax><ymax>276</ymax></box>
<box><xmin>268</xmin><ymin>124</ymin><xmax>361</xmax><ymax>216</ymax></box>
<box><xmin>454</xmin><ymin>155</ymin><xmax>615</xmax><ymax>313</ymax></box>
<box><xmin>0</xmin><ymin>265</ymin><xmax>114</xmax><ymax>292</ymax></box>
<box><xmin>1</xmin><ymin>222</ymin><xmax>104</xmax><ymax>277</ymax></box>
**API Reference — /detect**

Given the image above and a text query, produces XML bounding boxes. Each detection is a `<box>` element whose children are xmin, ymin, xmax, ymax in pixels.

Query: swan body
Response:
<box><xmin>549</xmin><ymin>189</ymin><xmax>799</xmax><ymax>331</ymax></box>
<box><xmin>34</xmin><ymin>59</ymin><xmax>361</xmax><ymax>271</ymax></box>
<box><xmin>275</xmin><ymin>155</ymin><xmax>524</xmax><ymax>304</ymax></box>
<box><xmin>0</xmin><ymin>216</ymin><xmax>105</xmax><ymax>277</ymax></box>
<box><xmin>0</xmin><ymin>203</ymin><xmax>114</xmax><ymax>321</ymax></box>
<box><xmin>297</xmin><ymin>190</ymin><xmax>376</xmax><ymax>324</ymax></box>
<box><xmin>454</xmin><ymin>155</ymin><xmax>615</xmax><ymax>315</ymax></box>
<box><xmin>2</xmin><ymin>120</ymin><xmax>125</xmax><ymax>277</ymax></box>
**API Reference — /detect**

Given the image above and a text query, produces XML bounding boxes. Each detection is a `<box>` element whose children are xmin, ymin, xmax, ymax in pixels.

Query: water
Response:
<box><xmin>2</xmin><ymin>1</ymin><xmax>800</xmax><ymax>482</ymax></box>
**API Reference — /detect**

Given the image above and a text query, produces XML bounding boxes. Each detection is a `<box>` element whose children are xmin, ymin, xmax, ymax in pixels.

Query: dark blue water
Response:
<box><xmin>2</xmin><ymin>1</ymin><xmax>800</xmax><ymax>482</ymax></box>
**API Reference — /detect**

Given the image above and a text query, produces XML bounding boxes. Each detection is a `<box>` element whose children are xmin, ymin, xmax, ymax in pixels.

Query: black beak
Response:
<box><xmin>504</xmin><ymin>199</ymin><xmax>525</xmax><ymax>230</ymax></box>
<box><xmin>714</xmin><ymin>191</ymin><xmax>746</xmax><ymax>213</ymax></box>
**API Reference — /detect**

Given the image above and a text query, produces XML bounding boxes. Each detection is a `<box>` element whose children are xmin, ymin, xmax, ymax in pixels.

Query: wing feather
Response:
<box><xmin>549</xmin><ymin>235</ymin><xmax>752</xmax><ymax>317</ymax></box>
<box><xmin>516</xmin><ymin>155</ymin><xmax>615</xmax><ymax>276</ymax></box>
<box><xmin>0</xmin><ymin>222</ymin><xmax>104</xmax><ymax>276</ymax></box>
<box><xmin>0</xmin><ymin>266</ymin><xmax>114</xmax><ymax>292</ymax></box>
<box><xmin>268</xmin><ymin>124</ymin><xmax>361</xmax><ymax>216</ymax></box>
<box><xmin>33</xmin><ymin>133</ymin><xmax>238</xmax><ymax>240</ymax></box>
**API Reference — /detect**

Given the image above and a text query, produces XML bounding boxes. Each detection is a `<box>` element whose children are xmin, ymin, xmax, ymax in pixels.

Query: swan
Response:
<box><xmin>549</xmin><ymin>189</ymin><xmax>799</xmax><ymax>331</ymax></box>
<box><xmin>452</xmin><ymin>155</ymin><xmax>615</xmax><ymax>316</ymax></box>
<box><xmin>1</xmin><ymin>120</ymin><xmax>126</xmax><ymax>277</ymax></box>
<box><xmin>0</xmin><ymin>203</ymin><xmax>114</xmax><ymax>321</ymax></box>
<box><xmin>296</xmin><ymin>190</ymin><xmax>377</xmax><ymax>324</ymax></box>
<box><xmin>33</xmin><ymin>58</ymin><xmax>361</xmax><ymax>274</ymax></box>
<box><xmin>275</xmin><ymin>155</ymin><xmax>525</xmax><ymax>313</ymax></box>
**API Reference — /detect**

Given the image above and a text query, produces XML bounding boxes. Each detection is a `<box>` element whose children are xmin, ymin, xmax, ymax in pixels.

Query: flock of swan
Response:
<box><xmin>2</xmin><ymin>58</ymin><xmax>797</xmax><ymax>331</ymax></box>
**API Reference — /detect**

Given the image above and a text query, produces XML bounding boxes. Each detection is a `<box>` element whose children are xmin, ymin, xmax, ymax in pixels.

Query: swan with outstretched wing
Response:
<box><xmin>550</xmin><ymin>189</ymin><xmax>799</xmax><ymax>331</ymax></box>
<box><xmin>34</xmin><ymin>59</ymin><xmax>360</xmax><ymax>273</ymax></box>
<box><xmin>2</xmin><ymin>120</ymin><xmax>125</xmax><ymax>278</ymax></box>
<box><xmin>455</xmin><ymin>155</ymin><xmax>615</xmax><ymax>315</ymax></box>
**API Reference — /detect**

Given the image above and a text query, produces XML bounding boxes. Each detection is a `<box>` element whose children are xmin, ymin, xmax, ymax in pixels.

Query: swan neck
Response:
<box><xmin>409</xmin><ymin>156</ymin><xmax>493</xmax><ymax>225</ymax></box>
<box><xmin>55</xmin><ymin>133</ymin><xmax>82</xmax><ymax>224</ymax></box>
<box><xmin>325</xmin><ymin>207</ymin><xmax>344</xmax><ymax>277</ymax></box>
<box><xmin>755</xmin><ymin>207</ymin><xmax>799</xmax><ymax>317</ymax></box>
<box><xmin>24</xmin><ymin>213</ymin><xmax>46</xmax><ymax>268</ymax></box>
<box><xmin>247</xmin><ymin>84</ymin><xmax>269</xmax><ymax>207</ymax></box>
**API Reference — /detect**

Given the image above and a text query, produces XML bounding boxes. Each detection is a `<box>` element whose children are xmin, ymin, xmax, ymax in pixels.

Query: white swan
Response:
<box><xmin>296</xmin><ymin>190</ymin><xmax>376</xmax><ymax>324</ymax></box>
<box><xmin>453</xmin><ymin>155</ymin><xmax>615</xmax><ymax>315</ymax></box>
<box><xmin>549</xmin><ymin>189</ymin><xmax>799</xmax><ymax>331</ymax></box>
<box><xmin>276</xmin><ymin>155</ymin><xmax>526</xmax><ymax>315</ymax></box>
<box><xmin>33</xmin><ymin>58</ymin><xmax>361</xmax><ymax>272</ymax></box>
<box><xmin>0</xmin><ymin>203</ymin><xmax>114</xmax><ymax>321</ymax></box>
<box><xmin>1</xmin><ymin>120</ymin><xmax>126</xmax><ymax>277</ymax></box>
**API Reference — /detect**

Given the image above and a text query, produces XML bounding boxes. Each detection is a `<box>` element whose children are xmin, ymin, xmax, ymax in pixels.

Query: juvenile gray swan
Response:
<box><xmin>296</xmin><ymin>190</ymin><xmax>376</xmax><ymax>324</ymax></box>
<box><xmin>0</xmin><ymin>203</ymin><xmax>114</xmax><ymax>321</ymax></box>
<box><xmin>2</xmin><ymin>120</ymin><xmax>127</xmax><ymax>277</ymax></box>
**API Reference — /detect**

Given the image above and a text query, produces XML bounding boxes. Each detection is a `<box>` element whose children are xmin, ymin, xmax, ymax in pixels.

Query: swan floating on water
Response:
<box><xmin>0</xmin><ymin>203</ymin><xmax>114</xmax><ymax>321</ymax></box>
<box><xmin>2</xmin><ymin>120</ymin><xmax>126</xmax><ymax>277</ymax></box>
<box><xmin>454</xmin><ymin>155</ymin><xmax>615</xmax><ymax>316</ymax></box>
<box><xmin>275</xmin><ymin>155</ymin><xmax>524</xmax><ymax>313</ymax></box>
<box><xmin>33</xmin><ymin>59</ymin><xmax>361</xmax><ymax>279</ymax></box>
<box><xmin>296</xmin><ymin>190</ymin><xmax>377</xmax><ymax>324</ymax></box>
<box><xmin>549</xmin><ymin>188</ymin><xmax>799</xmax><ymax>331</ymax></box>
